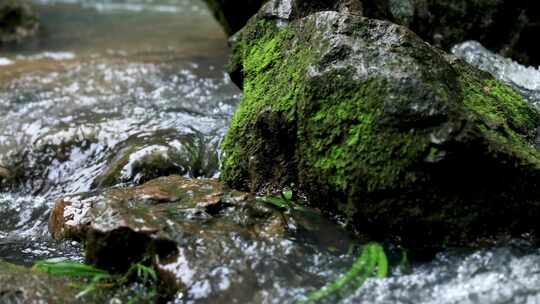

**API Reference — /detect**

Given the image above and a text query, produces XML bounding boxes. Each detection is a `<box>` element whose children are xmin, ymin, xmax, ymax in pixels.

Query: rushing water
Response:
<box><xmin>0</xmin><ymin>0</ymin><xmax>239</xmax><ymax>265</ymax></box>
<box><xmin>1</xmin><ymin>1</ymin><xmax>540</xmax><ymax>303</ymax></box>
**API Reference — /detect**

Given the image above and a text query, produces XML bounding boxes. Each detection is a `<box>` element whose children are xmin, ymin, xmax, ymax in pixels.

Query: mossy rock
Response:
<box><xmin>0</xmin><ymin>0</ymin><xmax>39</xmax><ymax>45</ymax></box>
<box><xmin>221</xmin><ymin>6</ymin><xmax>540</xmax><ymax>252</ymax></box>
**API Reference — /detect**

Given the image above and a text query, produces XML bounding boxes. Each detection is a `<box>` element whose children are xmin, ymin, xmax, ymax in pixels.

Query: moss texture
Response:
<box><xmin>221</xmin><ymin>10</ymin><xmax>540</xmax><ymax>251</ymax></box>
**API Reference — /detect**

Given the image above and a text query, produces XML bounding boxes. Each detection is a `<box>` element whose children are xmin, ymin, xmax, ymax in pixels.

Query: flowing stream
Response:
<box><xmin>1</xmin><ymin>1</ymin><xmax>540</xmax><ymax>303</ymax></box>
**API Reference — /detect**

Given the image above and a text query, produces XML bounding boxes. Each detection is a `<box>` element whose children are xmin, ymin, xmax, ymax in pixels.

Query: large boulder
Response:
<box><xmin>221</xmin><ymin>2</ymin><xmax>540</xmax><ymax>251</ymax></box>
<box><xmin>360</xmin><ymin>0</ymin><xmax>540</xmax><ymax>66</ymax></box>
<box><xmin>0</xmin><ymin>0</ymin><xmax>39</xmax><ymax>45</ymax></box>
<box><xmin>205</xmin><ymin>0</ymin><xmax>540</xmax><ymax>65</ymax></box>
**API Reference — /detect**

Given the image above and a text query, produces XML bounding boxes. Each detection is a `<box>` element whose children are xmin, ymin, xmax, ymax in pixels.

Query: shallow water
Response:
<box><xmin>0</xmin><ymin>0</ymin><xmax>238</xmax><ymax>265</ymax></box>
<box><xmin>1</xmin><ymin>2</ymin><xmax>540</xmax><ymax>303</ymax></box>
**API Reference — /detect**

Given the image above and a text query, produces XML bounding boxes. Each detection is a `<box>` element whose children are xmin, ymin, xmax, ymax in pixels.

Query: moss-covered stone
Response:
<box><xmin>0</xmin><ymin>0</ymin><xmax>39</xmax><ymax>45</ymax></box>
<box><xmin>221</xmin><ymin>6</ymin><xmax>540</xmax><ymax>251</ymax></box>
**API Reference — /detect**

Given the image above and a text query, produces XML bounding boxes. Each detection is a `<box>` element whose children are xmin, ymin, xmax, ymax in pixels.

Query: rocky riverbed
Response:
<box><xmin>1</xmin><ymin>0</ymin><xmax>540</xmax><ymax>303</ymax></box>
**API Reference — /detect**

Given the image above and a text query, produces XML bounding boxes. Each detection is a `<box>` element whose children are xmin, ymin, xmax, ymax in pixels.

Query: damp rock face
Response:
<box><xmin>49</xmin><ymin>175</ymin><xmax>353</xmax><ymax>301</ymax></box>
<box><xmin>205</xmin><ymin>0</ymin><xmax>540</xmax><ymax>65</ymax></box>
<box><xmin>0</xmin><ymin>260</ymin><xmax>80</xmax><ymax>304</ymax></box>
<box><xmin>202</xmin><ymin>0</ymin><xmax>266</xmax><ymax>35</ymax></box>
<box><xmin>220</xmin><ymin>0</ymin><xmax>540</xmax><ymax>251</ymax></box>
<box><xmin>360</xmin><ymin>0</ymin><xmax>540</xmax><ymax>66</ymax></box>
<box><xmin>0</xmin><ymin>0</ymin><xmax>39</xmax><ymax>44</ymax></box>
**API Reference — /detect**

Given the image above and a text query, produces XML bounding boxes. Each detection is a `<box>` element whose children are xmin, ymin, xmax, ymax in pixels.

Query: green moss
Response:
<box><xmin>457</xmin><ymin>64</ymin><xmax>540</xmax><ymax>167</ymax></box>
<box><xmin>303</xmin><ymin>77</ymin><xmax>431</xmax><ymax>195</ymax></box>
<box><xmin>221</xmin><ymin>11</ymin><xmax>540</xmax><ymax>250</ymax></box>
<box><xmin>221</xmin><ymin>20</ymin><xmax>316</xmax><ymax>188</ymax></box>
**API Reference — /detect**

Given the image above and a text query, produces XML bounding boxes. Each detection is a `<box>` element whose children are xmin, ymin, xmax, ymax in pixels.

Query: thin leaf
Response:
<box><xmin>33</xmin><ymin>260</ymin><xmax>109</xmax><ymax>278</ymax></box>
<box><xmin>282</xmin><ymin>190</ymin><xmax>293</xmax><ymax>201</ymax></box>
<box><xmin>300</xmin><ymin>243</ymin><xmax>389</xmax><ymax>303</ymax></box>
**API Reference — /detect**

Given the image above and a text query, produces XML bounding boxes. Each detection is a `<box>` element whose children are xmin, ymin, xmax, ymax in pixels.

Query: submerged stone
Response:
<box><xmin>221</xmin><ymin>2</ymin><xmax>540</xmax><ymax>252</ymax></box>
<box><xmin>0</xmin><ymin>0</ymin><xmax>39</xmax><ymax>45</ymax></box>
<box><xmin>93</xmin><ymin>129</ymin><xmax>219</xmax><ymax>188</ymax></box>
<box><xmin>49</xmin><ymin>175</ymin><xmax>353</xmax><ymax>301</ymax></box>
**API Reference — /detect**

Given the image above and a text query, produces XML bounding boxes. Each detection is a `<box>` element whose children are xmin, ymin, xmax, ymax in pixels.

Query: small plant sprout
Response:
<box><xmin>257</xmin><ymin>189</ymin><xmax>304</xmax><ymax>211</ymax></box>
<box><xmin>33</xmin><ymin>257</ymin><xmax>158</xmax><ymax>299</ymax></box>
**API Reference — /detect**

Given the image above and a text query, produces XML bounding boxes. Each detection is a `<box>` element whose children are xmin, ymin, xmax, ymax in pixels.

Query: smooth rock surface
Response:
<box><xmin>49</xmin><ymin>175</ymin><xmax>356</xmax><ymax>302</ymax></box>
<box><xmin>93</xmin><ymin>129</ymin><xmax>220</xmax><ymax>188</ymax></box>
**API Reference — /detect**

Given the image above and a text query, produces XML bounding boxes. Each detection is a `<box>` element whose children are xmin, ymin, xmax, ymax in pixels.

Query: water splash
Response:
<box><xmin>345</xmin><ymin>242</ymin><xmax>540</xmax><ymax>304</ymax></box>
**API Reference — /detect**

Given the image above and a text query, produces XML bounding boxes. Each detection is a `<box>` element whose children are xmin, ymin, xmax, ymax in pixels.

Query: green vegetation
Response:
<box><xmin>300</xmin><ymin>243</ymin><xmax>389</xmax><ymax>303</ymax></box>
<box><xmin>33</xmin><ymin>258</ymin><xmax>157</xmax><ymax>299</ymax></box>
<box><xmin>257</xmin><ymin>189</ymin><xmax>305</xmax><ymax>211</ymax></box>
<box><xmin>456</xmin><ymin>64</ymin><xmax>540</xmax><ymax>166</ymax></box>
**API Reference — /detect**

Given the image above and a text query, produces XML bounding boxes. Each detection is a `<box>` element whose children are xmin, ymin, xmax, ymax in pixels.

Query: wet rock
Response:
<box><xmin>207</xmin><ymin>0</ymin><xmax>540</xmax><ymax>65</ymax></box>
<box><xmin>202</xmin><ymin>0</ymin><xmax>266</xmax><ymax>35</ymax></box>
<box><xmin>49</xmin><ymin>175</ymin><xmax>354</xmax><ymax>301</ymax></box>
<box><xmin>452</xmin><ymin>40</ymin><xmax>540</xmax><ymax>108</ymax></box>
<box><xmin>0</xmin><ymin>166</ymin><xmax>14</xmax><ymax>189</ymax></box>
<box><xmin>0</xmin><ymin>0</ymin><xmax>39</xmax><ymax>45</ymax></box>
<box><xmin>0</xmin><ymin>134</ymin><xmax>98</xmax><ymax>194</ymax></box>
<box><xmin>221</xmin><ymin>4</ymin><xmax>540</xmax><ymax>252</ymax></box>
<box><xmin>0</xmin><ymin>260</ymin><xmax>80</xmax><ymax>303</ymax></box>
<box><xmin>366</xmin><ymin>0</ymin><xmax>540</xmax><ymax>66</ymax></box>
<box><xmin>93</xmin><ymin>129</ymin><xmax>219</xmax><ymax>188</ymax></box>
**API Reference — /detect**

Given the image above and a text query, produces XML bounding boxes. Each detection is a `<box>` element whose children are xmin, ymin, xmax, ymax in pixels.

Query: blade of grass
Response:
<box><xmin>33</xmin><ymin>260</ymin><xmax>109</xmax><ymax>278</ymax></box>
<box><xmin>300</xmin><ymin>243</ymin><xmax>389</xmax><ymax>303</ymax></box>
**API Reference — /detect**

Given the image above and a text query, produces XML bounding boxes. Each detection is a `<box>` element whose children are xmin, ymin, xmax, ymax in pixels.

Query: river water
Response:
<box><xmin>0</xmin><ymin>1</ymin><xmax>540</xmax><ymax>303</ymax></box>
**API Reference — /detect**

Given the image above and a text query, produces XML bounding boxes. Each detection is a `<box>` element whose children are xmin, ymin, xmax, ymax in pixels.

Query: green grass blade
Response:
<box><xmin>34</xmin><ymin>260</ymin><xmax>109</xmax><ymax>278</ymax></box>
<box><xmin>300</xmin><ymin>243</ymin><xmax>389</xmax><ymax>303</ymax></box>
